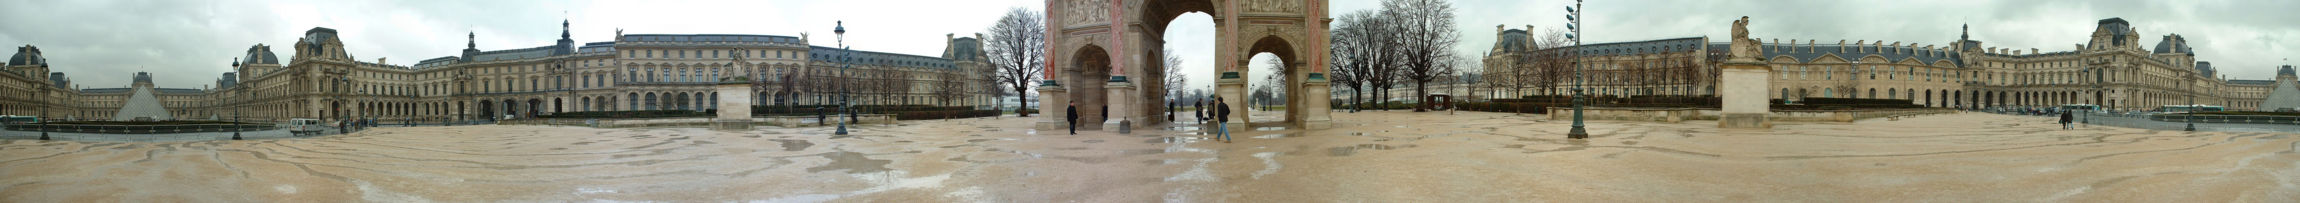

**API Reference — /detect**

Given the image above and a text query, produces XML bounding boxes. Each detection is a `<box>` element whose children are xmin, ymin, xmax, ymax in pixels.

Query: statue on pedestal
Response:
<box><xmin>1730</xmin><ymin>16</ymin><xmax>1763</xmax><ymax>63</ymax></box>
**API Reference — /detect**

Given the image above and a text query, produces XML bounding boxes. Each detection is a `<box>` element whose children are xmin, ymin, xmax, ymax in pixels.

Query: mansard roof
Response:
<box><xmin>944</xmin><ymin>37</ymin><xmax>982</xmax><ymax>60</ymax></box>
<box><xmin>619</xmin><ymin>34</ymin><xmax>800</xmax><ymax>44</ymax></box>
<box><xmin>810</xmin><ymin>46</ymin><xmax>957</xmax><ymax>69</ymax></box>
<box><xmin>1756</xmin><ymin>43</ymin><xmax>1964</xmax><ymax>67</ymax></box>
<box><xmin>1536</xmin><ymin>37</ymin><xmax>1706</xmax><ymax>57</ymax></box>
<box><xmin>1492</xmin><ymin>29</ymin><xmax>1532</xmax><ymax>53</ymax></box>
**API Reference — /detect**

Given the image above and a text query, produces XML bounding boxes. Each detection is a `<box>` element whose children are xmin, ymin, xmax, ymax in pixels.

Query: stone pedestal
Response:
<box><xmin>1035</xmin><ymin>82</ymin><xmax>1070</xmax><ymax>130</ymax></box>
<box><xmin>1718</xmin><ymin>61</ymin><xmax>1773</xmax><ymax>129</ymax></box>
<box><xmin>712</xmin><ymin>81</ymin><xmax>754</xmax><ymax>130</ymax></box>
<box><xmin>1105</xmin><ymin>80</ymin><xmax>1137</xmax><ymax>134</ymax></box>
<box><xmin>1301</xmin><ymin>78</ymin><xmax>1333</xmax><ymax>129</ymax></box>
<box><xmin>1217</xmin><ymin>73</ymin><xmax>1249</xmax><ymax>126</ymax></box>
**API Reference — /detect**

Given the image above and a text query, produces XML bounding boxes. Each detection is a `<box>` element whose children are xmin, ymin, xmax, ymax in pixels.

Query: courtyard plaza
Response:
<box><xmin>0</xmin><ymin>110</ymin><xmax>2296</xmax><ymax>202</ymax></box>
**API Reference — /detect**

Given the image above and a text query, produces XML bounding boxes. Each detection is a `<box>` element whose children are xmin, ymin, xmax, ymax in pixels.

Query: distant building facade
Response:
<box><xmin>1475</xmin><ymin>17</ymin><xmax>2289</xmax><ymax>111</ymax></box>
<box><xmin>1</xmin><ymin>20</ymin><xmax>997</xmax><ymax>122</ymax></box>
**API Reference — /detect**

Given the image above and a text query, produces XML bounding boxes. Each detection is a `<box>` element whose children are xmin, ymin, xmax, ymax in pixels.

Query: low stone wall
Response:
<box><xmin>503</xmin><ymin>114</ymin><xmax>898</xmax><ymax>128</ymax></box>
<box><xmin>1547</xmin><ymin>107</ymin><xmax>1706</xmax><ymax>123</ymax></box>
<box><xmin>1547</xmin><ymin>107</ymin><xmax>1953</xmax><ymax>123</ymax></box>
<box><xmin>1772</xmin><ymin>109</ymin><xmax>1956</xmax><ymax>122</ymax></box>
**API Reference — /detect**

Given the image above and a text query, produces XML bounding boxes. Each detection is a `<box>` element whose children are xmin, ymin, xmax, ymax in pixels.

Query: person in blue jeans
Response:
<box><xmin>1216</xmin><ymin>97</ymin><xmax>1232</xmax><ymax>143</ymax></box>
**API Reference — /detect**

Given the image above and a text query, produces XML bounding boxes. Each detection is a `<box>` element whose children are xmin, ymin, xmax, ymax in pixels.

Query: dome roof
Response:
<box><xmin>2152</xmin><ymin>34</ymin><xmax>2193</xmax><ymax>54</ymax></box>
<box><xmin>242</xmin><ymin>44</ymin><xmax>280</xmax><ymax>65</ymax></box>
<box><xmin>9</xmin><ymin>45</ymin><xmax>45</xmax><ymax>66</ymax></box>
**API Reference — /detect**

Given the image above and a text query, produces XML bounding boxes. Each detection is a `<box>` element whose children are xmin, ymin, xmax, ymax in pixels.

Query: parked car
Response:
<box><xmin>283</xmin><ymin>118</ymin><xmax>326</xmax><ymax>136</ymax></box>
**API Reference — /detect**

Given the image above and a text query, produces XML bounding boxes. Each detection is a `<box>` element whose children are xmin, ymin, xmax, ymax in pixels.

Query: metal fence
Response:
<box><xmin>2147</xmin><ymin>115</ymin><xmax>2300</xmax><ymax>125</ymax></box>
<box><xmin>3</xmin><ymin>124</ymin><xmax>275</xmax><ymax>134</ymax></box>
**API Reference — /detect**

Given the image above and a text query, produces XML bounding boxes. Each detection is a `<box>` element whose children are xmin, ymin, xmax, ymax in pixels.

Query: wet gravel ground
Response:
<box><xmin>0</xmin><ymin>111</ymin><xmax>2295</xmax><ymax>202</ymax></box>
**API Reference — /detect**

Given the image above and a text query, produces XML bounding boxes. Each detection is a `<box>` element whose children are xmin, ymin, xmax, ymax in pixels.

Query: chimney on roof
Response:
<box><xmin>2032</xmin><ymin>48</ymin><xmax>2039</xmax><ymax>55</ymax></box>
<box><xmin>1806</xmin><ymin>39</ymin><xmax>1815</xmax><ymax>53</ymax></box>
<box><xmin>378</xmin><ymin>57</ymin><xmax>386</xmax><ymax>65</ymax></box>
<box><xmin>1855</xmin><ymin>40</ymin><xmax>1865</xmax><ymax>52</ymax></box>
<box><xmin>1839</xmin><ymin>40</ymin><xmax>1847</xmax><ymax>52</ymax></box>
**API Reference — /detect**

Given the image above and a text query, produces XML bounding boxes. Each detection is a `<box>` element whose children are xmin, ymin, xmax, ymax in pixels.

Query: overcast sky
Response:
<box><xmin>2</xmin><ymin>0</ymin><xmax>2293</xmax><ymax>90</ymax></box>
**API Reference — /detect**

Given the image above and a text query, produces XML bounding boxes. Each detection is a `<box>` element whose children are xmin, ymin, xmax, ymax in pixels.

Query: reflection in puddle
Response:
<box><xmin>1147</xmin><ymin>137</ymin><xmax>1208</xmax><ymax>143</ymax></box>
<box><xmin>1251</xmin><ymin>133</ymin><xmax>1305</xmax><ymax>139</ymax></box>
<box><xmin>772</xmin><ymin>139</ymin><xmax>813</xmax><ymax>151</ymax></box>
<box><xmin>1120</xmin><ymin>149</ymin><xmax>1167</xmax><ymax>156</ymax></box>
<box><xmin>806</xmin><ymin>152</ymin><xmax>892</xmax><ymax>174</ymax></box>
<box><xmin>1328</xmin><ymin>144</ymin><xmax>1413</xmax><ymax>157</ymax></box>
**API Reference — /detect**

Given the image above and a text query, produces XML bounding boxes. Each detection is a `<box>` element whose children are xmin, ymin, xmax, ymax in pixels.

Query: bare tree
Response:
<box><xmin>936</xmin><ymin>70</ymin><xmax>966</xmax><ymax>106</ymax></box>
<box><xmin>1162</xmin><ymin>46</ymin><xmax>1187</xmax><ymax>102</ymax></box>
<box><xmin>1329</xmin><ymin>10</ymin><xmax>1379</xmax><ymax>111</ymax></box>
<box><xmin>1385</xmin><ymin>0</ymin><xmax>1460</xmax><ymax>111</ymax></box>
<box><xmin>1525</xmin><ymin>28</ymin><xmax>1574</xmax><ymax>98</ymax></box>
<box><xmin>986</xmin><ymin>7</ymin><xmax>1046</xmax><ymax>116</ymax></box>
<box><xmin>1263</xmin><ymin>57</ymin><xmax>1289</xmax><ymax>102</ymax></box>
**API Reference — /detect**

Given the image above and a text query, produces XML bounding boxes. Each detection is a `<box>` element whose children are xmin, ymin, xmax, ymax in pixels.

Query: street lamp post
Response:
<box><xmin>358</xmin><ymin>89</ymin><xmax>368</xmax><ymax>131</ymax></box>
<box><xmin>834</xmin><ymin>21</ymin><xmax>851</xmax><ymax>135</ymax></box>
<box><xmin>234</xmin><ymin>90</ymin><xmax>244</xmax><ymax>140</ymax></box>
<box><xmin>40</xmin><ymin>92</ymin><xmax>50</xmax><ymax>140</ymax></box>
<box><xmin>1564</xmin><ymin>0</ymin><xmax>1589</xmax><ymax>139</ymax></box>
<box><xmin>337</xmin><ymin>77</ymin><xmax>348</xmax><ymax>135</ymax></box>
<box><xmin>2185</xmin><ymin>73</ymin><xmax>2196</xmax><ymax>131</ymax></box>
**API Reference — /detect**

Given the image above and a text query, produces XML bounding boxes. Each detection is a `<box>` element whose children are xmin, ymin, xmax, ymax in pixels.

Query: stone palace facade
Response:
<box><xmin>1</xmin><ymin>20</ymin><xmax>999</xmax><ymax>122</ymax></box>
<box><xmin>1481</xmin><ymin>17</ymin><xmax>2298</xmax><ymax>111</ymax></box>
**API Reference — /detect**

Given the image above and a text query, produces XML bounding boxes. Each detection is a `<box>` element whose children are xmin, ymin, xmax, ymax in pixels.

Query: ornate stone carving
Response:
<box><xmin>1066</xmin><ymin>0</ymin><xmax>1110</xmax><ymax>25</ymax></box>
<box><xmin>1246</xmin><ymin>0</ymin><xmax>1303</xmax><ymax>13</ymax></box>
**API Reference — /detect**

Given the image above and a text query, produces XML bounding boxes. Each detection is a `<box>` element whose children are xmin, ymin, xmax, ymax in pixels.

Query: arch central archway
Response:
<box><xmin>1039</xmin><ymin>0</ymin><xmax>1332</xmax><ymax>130</ymax></box>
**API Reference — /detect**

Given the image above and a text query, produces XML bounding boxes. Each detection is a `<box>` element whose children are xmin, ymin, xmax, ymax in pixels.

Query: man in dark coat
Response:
<box><xmin>1216</xmin><ymin>97</ymin><xmax>1232</xmax><ymax>143</ymax></box>
<box><xmin>1066</xmin><ymin>102</ymin><xmax>1079</xmax><ymax>135</ymax></box>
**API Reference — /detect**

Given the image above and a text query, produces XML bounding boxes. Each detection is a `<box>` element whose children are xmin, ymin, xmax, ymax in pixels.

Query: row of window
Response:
<box><xmin>625</xmin><ymin>49</ymin><xmax>795</xmax><ymax>60</ymax></box>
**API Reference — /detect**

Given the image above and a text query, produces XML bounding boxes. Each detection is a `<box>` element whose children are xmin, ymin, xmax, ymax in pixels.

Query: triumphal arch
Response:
<box><xmin>1039</xmin><ymin>0</ymin><xmax>1333</xmax><ymax>131</ymax></box>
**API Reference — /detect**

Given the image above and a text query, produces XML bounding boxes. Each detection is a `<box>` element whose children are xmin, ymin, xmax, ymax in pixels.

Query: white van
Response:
<box><xmin>283</xmin><ymin>118</ymin><xmax>326</xmax><ymax>136</ymax></box>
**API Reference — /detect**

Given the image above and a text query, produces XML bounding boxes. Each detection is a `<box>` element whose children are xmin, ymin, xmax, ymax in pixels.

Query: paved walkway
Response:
<box><xmin>0</xmin><ymin>112</ymin><xmax>2293</xmax><ymax>202</ymax></box>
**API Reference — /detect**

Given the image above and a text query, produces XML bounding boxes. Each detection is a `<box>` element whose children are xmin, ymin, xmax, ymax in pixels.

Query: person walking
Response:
<box><xmin>1066</xmin><ymin>102</ymin><xmax>1079</xmax><ymax>135</ymax></box>
<box><xmin>2059</xmin><ymin>110</ymin><xmax>2074</xmax><ymax>130</ymax></box>
<box><xmin>1216</xmin><ymin>97</ymin><xmax>1232</xmax><ymax>143</ymax></box>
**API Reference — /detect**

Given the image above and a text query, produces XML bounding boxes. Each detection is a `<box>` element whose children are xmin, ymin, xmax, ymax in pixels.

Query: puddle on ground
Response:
<box><xmin>1251</xmin><ymin>133</ymin><xmax>1305</xmax><ymax>139</ymax></box>
<box><xmin>1254</xmin><ymin>127</ymin><xmax>1289</xmax><ymax>131</ymax></box>
<box><xmin>772</xmin><ymin>139</ymin><xmax>813</xmax><ymax>151</ymax></box>
<box><xmin>1147</xmin><ymin>137</ymin><xmax>1208</xmax><ymax>143</ymax></box>
<box><xmin>805</xmin><ymin>152</ymin><xmax>892</xmax><ymax>174</ymax></box>
<box><xmin>1328</xmin><ymin>144</ymin><xmax>1414</xmax><ymax>157</ymax></box>
<box><xmin>1120</xmin><ymin>149</ymin><xmax>1168</xmax><ymax>156</ymax></box>
<box><xmin>1082</xmin><ymin>139</ymin><xmax>1105</xmax><ymax>143</ymax></box>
